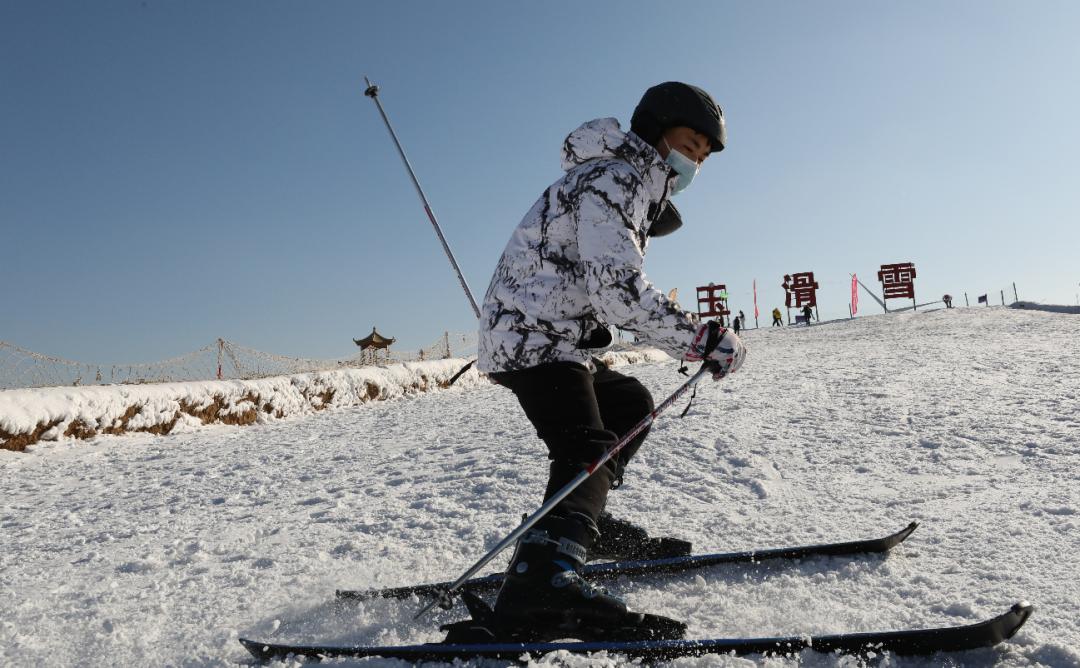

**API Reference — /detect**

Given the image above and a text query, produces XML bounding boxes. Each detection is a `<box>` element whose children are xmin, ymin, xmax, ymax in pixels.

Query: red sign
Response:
<box><xmin>783</xmin><ymin>272</ymin><xmax>819</xmax><ymax>308</ymax></box>
<box><xmin>851</xmin><ymin>274</ymin><xmax>859</xmax><ymax>315</ymax></box>
<box><xmin>877</xmin><ymin>262</ymin><xmax>917</xmax><ymax>300</ymax></box>
<box><xmin>696</xmin><ymin>283</ymin><xmax>730</xmax><ymax>319</ymax></box>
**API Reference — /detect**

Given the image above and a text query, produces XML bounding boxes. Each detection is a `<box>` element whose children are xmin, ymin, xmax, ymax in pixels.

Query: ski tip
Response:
<box><xmin>334</xmin><ymin>588</ymin><xmax>372</xmax><ymax>601</ymax></box>
<box><xmin>1010</xmin><ymin>601</ymin><xmax>1035</xmax><ymax>632</ymax></box>
<box><xmin>238</xmin><ymin>638</ymin><xmax>272</xmax><ymax>662</ymax></box>
<box><xmin>882</xmin><ymin>521</ymin><xmax>918</xmax><ymax>548</ymax></box>
<box><xmin>334</xmin><ymin>588</ymin><xmax>376</xmax><ymax>601</ymax></box>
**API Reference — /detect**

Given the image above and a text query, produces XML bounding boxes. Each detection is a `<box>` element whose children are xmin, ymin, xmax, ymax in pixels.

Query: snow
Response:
<box><xmin>0</xmin><ymin>359</ymin><xmax>485</xmax><ymax>449</ymax></box>
<box><xmin>2</xmin><ymin>306</ymin><xmax>1078</xmax><ymax>666</ymax></box>
<box><xmin>1010</xmin><ymin>301</ymin><xmax>1080</xmax><ymax>315</ymax></box>
<box><xmin>0</xmin><ymin>350</ymin><xmax>669</xmax><ymax>451</ymax></box>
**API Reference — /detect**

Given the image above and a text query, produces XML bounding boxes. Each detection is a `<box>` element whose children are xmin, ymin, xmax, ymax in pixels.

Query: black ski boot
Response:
<box><xmin>591</xmin><ymin>511</ymin><xmax>692</xmax><ymax>561</ymax></box>
<box><xmin>493</xmin><ymin>513</ymin><xmax>626</xmax><ymax>625</ymax></box>
<box><xmin>488</xmin><ymin>513</ymin><xmax>685</xmax><ymax>642</ymax></box>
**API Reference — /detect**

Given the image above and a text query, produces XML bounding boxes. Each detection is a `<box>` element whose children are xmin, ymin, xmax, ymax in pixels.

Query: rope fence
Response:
<box><xmin>0</xmin><ymin>332</ymin><xmax>478</xmax><ymax>391</ymax></box>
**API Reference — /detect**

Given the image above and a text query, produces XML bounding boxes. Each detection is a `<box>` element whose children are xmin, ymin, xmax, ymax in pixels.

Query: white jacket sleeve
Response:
<box><xmin>575</xmin><ymin>174</ymin><xmax>699</xmax><ymax>358</ymax></box>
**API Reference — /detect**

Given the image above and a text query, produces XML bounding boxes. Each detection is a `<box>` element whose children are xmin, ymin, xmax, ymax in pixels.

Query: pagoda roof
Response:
<box><xmin>353</xmin><ymin>327</ymin><xmax>395</xmax><ymax>350</ymax></box>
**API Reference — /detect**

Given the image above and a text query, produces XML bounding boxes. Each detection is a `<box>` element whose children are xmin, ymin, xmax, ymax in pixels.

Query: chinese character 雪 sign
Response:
<box><xmin>877</xmin><ymin>262</ymin><xmax>917</xmax><ymax>300</ymax></box>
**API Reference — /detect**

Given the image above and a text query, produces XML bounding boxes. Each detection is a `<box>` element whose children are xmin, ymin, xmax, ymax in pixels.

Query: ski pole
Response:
<box><xmin>414</xmin><ymin>361</ymin><xmax>717</xmax><ymax>620</ymax></box>
<box><xmin>363</xmin><ymin>76</ymin><xmax>482</xmax><ymax>319</ymax></box>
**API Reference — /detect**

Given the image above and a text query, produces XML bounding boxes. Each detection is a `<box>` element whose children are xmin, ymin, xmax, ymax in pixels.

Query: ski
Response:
<box><xmin>240</xmin><ymin>601</ymin><xmax>1033</xmax><ymax>662</ymax></box>
<box><xmin>335</xmin><ymin>521</ymin><xmax>918</xmax><ymax>602</ymax></box>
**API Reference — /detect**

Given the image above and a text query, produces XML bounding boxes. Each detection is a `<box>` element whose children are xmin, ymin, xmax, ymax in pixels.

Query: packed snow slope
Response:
<box><xmin>2</xmin><ymin>306</ymin><xmax>1078</xmax><ymax>667</ymax></box>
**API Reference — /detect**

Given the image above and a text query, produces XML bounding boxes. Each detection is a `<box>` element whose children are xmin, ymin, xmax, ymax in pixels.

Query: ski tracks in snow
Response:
<box><xmin>2</xmin><ymin>307</ymin><xmax>1079</xmax><ymax>666</ymax></box>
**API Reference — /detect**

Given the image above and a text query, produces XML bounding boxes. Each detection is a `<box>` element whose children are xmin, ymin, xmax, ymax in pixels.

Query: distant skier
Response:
<box><xmin>943</xmin><ymin>294</ymin><xmax>953</xmax><ymax>308</ymax></box>
<box><xmin>732</xmin><ymin>313</ymin><xmax>741</xmax><ymax>334</ymax></box>
<box><xmin>801</xmin><ymin>304</ymin><xmax>814</xmax><ymax>324</ymax></box>
<box><xmin>772</xmin><ymin>307</ymin><xmax>783</xmax><ymax>326</ymax></box>
<box><xmin>478</xmin><ymin>82</ymin><xmax>746</xmax><ymax>633</ymax></box>
<box><xmin>738</xmin><ymin>310</ymin><xmax>746</xmax><ymax>330</ymax></box>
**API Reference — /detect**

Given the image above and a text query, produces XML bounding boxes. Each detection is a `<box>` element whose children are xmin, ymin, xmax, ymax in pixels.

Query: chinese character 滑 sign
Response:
<box><xmin>783</xmin><ymin>272</ymin><xmax>819</xmax><ymax>308</ymax></box>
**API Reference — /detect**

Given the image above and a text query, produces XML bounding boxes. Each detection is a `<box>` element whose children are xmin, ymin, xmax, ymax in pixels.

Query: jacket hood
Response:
<box><xmin>561</xmin><ymin>118</ymin><xmax>674</xmax><ymax>204</ymax></box>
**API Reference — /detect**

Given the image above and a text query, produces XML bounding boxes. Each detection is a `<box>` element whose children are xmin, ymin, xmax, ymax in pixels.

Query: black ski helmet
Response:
<box><xmin>630</xmin><ymin>82</ymin><xmax>725</xmax><ymax>153</ymax></box>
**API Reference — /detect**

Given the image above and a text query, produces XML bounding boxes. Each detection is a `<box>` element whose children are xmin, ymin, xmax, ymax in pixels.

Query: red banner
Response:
<box><xmin>753</xmin><ymin>279</ymin><xmax>759</xmax><ymax>319</ymax></box>
<box><xmin>851</xmin><ymin>274</ymin><xmax>859</xmax><ymax>315</ymax></box>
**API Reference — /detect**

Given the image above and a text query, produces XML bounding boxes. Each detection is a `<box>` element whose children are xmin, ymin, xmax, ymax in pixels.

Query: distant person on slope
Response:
<box><xmin>943</xmin><ymin>294</ymin><xmax>953</xmax><ymax>308</ymax></box>
<box><xmin>732</xmin><ymin>313</ymin><xmax>742</xmax><ymax>335</ymax></box>
<box><xmin>477</xmin><ymin>82</ymin><xmax>746</xmax><ymax>634</ymax></box>
<box><xmin>801</xmin><ymin>304</ymin><xmax>814</xmax><ymax>324</ymax></box>
<box><xmin>772</xmin><ymin>307</ymin><xmax>783</xmax><ymax>326</ymax></box>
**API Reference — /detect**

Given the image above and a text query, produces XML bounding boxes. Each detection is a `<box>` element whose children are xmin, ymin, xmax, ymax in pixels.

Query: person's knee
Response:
<box><xmin>541</xmin><ymin>425</ymin><xmax>618</xmax><ymax>464</ymax></box>
<box><xmin>636</xmin><ymin>382</ymin><xmax>656</xmax><ymax>413</ymax></box>
<box><xmin>618</xmin><ymin>379</ymin><xmax>655</xmax><ymax>422</ymax></box>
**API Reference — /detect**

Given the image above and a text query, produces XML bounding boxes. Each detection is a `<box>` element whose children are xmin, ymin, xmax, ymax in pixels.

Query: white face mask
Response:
<box><xmin>663</xmin><ymin>138</ymin><xmax>699</xmax><ymax>195</ymax></box>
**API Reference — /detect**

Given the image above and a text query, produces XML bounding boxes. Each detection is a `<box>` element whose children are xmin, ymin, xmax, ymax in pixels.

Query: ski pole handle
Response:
<box><xmin>414</xmin><ymin>362</ymin><xmax>715</xmax><ymax>620</ymax></box>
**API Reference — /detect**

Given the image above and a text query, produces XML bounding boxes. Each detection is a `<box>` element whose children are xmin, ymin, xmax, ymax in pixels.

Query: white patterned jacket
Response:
<box><xmin>477</xmin><ymin>118</ymin><xmax>699</xmax><ymax>373</ymax></box>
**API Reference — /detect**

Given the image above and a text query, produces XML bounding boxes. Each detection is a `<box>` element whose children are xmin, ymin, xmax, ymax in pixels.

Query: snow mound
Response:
<box><xmin>599</xmin><ymin>347</ymin><xmax>671</xmax><ymax>367</ymax></box>
<box><xmin>0</xmin><ymin>349</ymin><xmax>667</xmax><ymax>451</ymax></box>
<box><xmin>0</xmin><ymin>359</ymin><xmax>483</xmax><ymax>451</ymax></box>
<box><xmin>1009</xmin><ymin>301</ymin><xmax>1080</xmax><ymax>314</ymax></box>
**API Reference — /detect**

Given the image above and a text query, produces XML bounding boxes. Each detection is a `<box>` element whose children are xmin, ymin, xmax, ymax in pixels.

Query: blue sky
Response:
<box><xmin>3</xmin><ymin>1</ymin><xmax>1078</xmax><ymax>365</ymax></box>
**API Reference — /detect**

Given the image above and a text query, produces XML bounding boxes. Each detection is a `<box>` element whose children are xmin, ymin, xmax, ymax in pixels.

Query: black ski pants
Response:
<box><xmin>490</xmin><ymin>360</ymin><xmax>654</xmax><ymax>525</ymax></box>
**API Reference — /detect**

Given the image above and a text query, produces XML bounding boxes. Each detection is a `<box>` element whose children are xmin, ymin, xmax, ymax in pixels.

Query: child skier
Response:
<box><xmin>477</xmin><ymin>82</ymin><xmax>746</xmax><ymax>633</ymax></box>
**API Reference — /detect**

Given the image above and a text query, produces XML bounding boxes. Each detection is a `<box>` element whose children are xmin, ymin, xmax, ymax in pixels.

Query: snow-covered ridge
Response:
<box><xmin>1010</xmin><ymin>301</ymin><xmax>1080</xmax><ymax>314</ymax></box>
<box><xmin>0</xmin><ymin>349</ymin><xmax>669</xmax><ymax>451</ymax></box>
